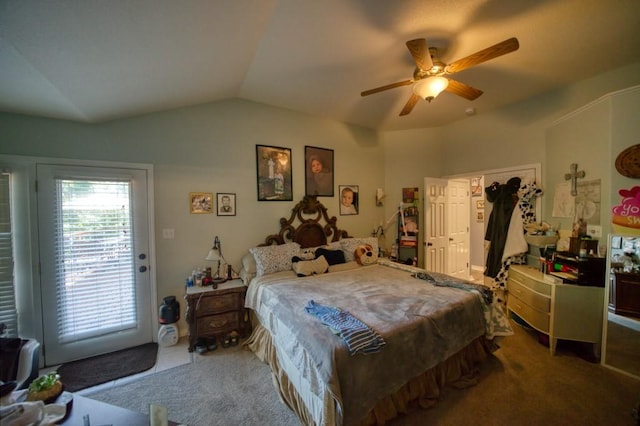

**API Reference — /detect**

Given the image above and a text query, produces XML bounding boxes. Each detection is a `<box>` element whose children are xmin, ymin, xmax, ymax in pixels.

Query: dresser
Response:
<box><xmin>507</xmin><ymin>265</ymin><xmax>604</xmax><ymax>355</ymax></box>
<box><xmin>184</xmin><ymin>280</ymin><xmax>252</xmax><ymax>352</ymax></box>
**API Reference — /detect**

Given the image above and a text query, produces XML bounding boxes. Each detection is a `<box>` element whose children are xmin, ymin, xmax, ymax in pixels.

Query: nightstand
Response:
<box><xmin>184</xmin><ymin>280</ymin><xmax>252</xmax><ymax>352</ymax></box>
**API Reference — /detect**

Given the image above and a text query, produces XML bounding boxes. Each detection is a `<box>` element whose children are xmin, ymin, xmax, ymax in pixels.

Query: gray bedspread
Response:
<box><xmin>246</xmin><ymin>261</ymin><xmax>509</xmax><ymax>425</ymax></box>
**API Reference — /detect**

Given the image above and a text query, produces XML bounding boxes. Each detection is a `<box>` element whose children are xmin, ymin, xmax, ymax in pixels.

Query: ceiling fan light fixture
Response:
<box><xmin>413</xmin><ymin>76</ymin><xmax>449</xmax><ymax>102</ymax></box>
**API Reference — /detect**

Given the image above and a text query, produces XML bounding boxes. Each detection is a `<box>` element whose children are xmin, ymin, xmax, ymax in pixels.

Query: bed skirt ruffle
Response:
<box><xmin>245</xmin><ymin>318</ymin><xmax>493</xmax><ymax>426</ymax></box>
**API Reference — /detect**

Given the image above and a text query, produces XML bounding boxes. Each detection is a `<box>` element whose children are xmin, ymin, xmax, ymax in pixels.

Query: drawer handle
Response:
<box><xmin>515</xmin><ymin>303</ymin><xmax>522</xmax><ymax>310</ymax></box>
<box><xmin>514</xmin><ymin>288</ymin><xmax>522</xmax><ymax>294</ymax></box>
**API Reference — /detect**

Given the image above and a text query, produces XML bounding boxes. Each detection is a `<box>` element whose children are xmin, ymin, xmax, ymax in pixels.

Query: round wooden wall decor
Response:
<box><xmin>615</xmin><ymin>144</ymin><xmax>640</xmax><ymax>178</ymax></box>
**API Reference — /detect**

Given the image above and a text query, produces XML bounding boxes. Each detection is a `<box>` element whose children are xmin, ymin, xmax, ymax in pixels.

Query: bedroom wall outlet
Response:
<box><xmin>162</xmin><ymin>228</ymin><xmax>175</xmax><ymax>239</ymax></box>
<box><xmin>586</xmin><ymin>225</ymin><xmax>602</xmax><ymax>239</ymax></box>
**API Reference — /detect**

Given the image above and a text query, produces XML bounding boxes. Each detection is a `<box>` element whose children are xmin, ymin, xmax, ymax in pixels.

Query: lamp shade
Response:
<box><xmin>205</xmin><ymin>248</ymin><xmax>221</xmax><ymax>261</ymax></box>
<box><xmin>412</xmin><ymin>76</ymin><xmax>449</xmax><ymax>102</ymax></box>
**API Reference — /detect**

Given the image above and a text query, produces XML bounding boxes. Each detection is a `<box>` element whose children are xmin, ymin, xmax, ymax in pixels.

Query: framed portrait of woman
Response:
<box><xmin>305</xmin><ymin>146</ymin><xmax>334</xmax><ymax>197</ymax></box>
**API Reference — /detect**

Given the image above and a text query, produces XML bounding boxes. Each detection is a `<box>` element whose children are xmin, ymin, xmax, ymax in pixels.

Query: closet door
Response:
<box><xmin>37</xmin><ymin>164</ymin><xmax>153</xmax><ymax>365</ymax></box>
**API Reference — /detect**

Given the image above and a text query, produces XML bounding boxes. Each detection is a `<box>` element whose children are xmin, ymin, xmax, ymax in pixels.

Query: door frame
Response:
<box><xmin>446</xmin><ymin>163</ymin><xmax>542</xmax><ymax>273</ymax></box>
<box><xmin>0</xmin><ymin>155</ymin><xmax>157</xmax><ymax>365</ymax></box>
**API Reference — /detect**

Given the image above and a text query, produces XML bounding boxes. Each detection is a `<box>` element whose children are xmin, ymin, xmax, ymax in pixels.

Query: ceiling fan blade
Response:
<box><xmin>399</xmin><ymin>94</ymin><xmax>420</xmax><ymax>116</ymax></box>
<box><xmin>445</xmin><ymin>78</ymin><xmax>483</xmax><ymax>100</ymax></box>
<box><xmin>406</xmin><ymin>38</ymin><xmax>433</xmax><ymax>71</ymax></box>
<box><xmin>360</xmin><ymin>79</ymin><xmax>413</xmax><ymax>97</ymax></box>
<box><xmin>445</xmin><ymin>37</ymin><xmax>519</xmax><ymax>74</ymax></box>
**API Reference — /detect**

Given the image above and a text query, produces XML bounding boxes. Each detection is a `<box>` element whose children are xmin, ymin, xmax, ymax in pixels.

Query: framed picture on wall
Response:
<box><xmin>216</xmin><ymin>193</ymin><xmax>236</xmax><ymax>216</ymax></box>
<box><xmin>305</xmin><ymin>146</ymin><xmax>334</xmax><ymax>197</ymax></box>
<box><xmin>190</xmin><ymin>192</ymin><xmax>213</xmax><ymax>214</ymax></box>
<box><xmin>255</xmin><ymin>145</ymin><xmax>293</xmax><ymax>201</ymax></box>
<box><xmin>338</xmin><ymin>185</ymin><xmax>359</xmax><ymax>215</ymax></box>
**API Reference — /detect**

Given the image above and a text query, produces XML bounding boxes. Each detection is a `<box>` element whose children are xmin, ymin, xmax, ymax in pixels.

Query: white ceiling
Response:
<box><xmin>1</xmin><ymin>0</ymin><xmax>639</xmax><ymax>131</ymax></box>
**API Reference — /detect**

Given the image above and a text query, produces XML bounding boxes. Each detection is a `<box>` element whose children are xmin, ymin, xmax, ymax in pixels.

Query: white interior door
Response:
<box><xmin>424</xmin><ymin>178</ymin><xmax>447</xmax><ymax>273</ymax></box>
<box><xmin>37</xmin><ymin>164</ymin><xmax>153</xmax><ymax>365</ymax></box>
<box><xmin>447</xmin><ymin>179</ymin><xmax>470</xmax><ymax>279</ymax></box>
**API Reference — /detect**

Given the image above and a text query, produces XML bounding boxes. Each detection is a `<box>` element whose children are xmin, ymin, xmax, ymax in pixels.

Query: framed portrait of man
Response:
<box><xmin>217</xmin><ymin>193</ymin><xmax>236</xmax><ymax>216</ymax></box>
<box><xmin>305</xmin><ymin>146</ymin><xmax>334</xmax><ymax>197</ymax></box>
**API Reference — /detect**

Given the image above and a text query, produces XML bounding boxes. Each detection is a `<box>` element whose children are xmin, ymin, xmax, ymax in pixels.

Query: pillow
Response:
<box><xmin>249</xmin><ymin>242</ymin><xmax>301</xmax><ymax>277</ymax></box>
<box><xmin>340</xmin><ymin>237</ymin><xmax>378</xmax><ymax>262</ymax></box>
<box><xmin>314</xmin><ymin>247</ymin><xmax>345</xmax><ymax>265</ymax></box>
<box><xmin>354</xmin><ymin>244</ymin><xmax>378</xmax><ymax>266</ymax></box>
<box><xmin>292</xmin><ymin>255</ymin><xmax>329</xmax><ymax>277</ymax></box>
<box><xmin>241</xmin><ymin>252</ymin><xmax>257</xmax><ymax>275</ymax></box>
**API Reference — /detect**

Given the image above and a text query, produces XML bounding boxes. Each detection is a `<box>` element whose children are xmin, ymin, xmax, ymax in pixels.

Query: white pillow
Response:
<box><xmin>340</xmin><ymin>237</ymin><xmax>378</xmax><ymax>262</ymax></box>
<box><xmin>249</xmin><ymin>242</ymin><xmax>301</xmax><ymax>277</ymax></box>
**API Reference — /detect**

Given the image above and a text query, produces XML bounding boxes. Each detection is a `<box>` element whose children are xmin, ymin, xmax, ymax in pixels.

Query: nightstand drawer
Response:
<box><xmin>197</xmin><ymin>292</ymin><xmax>241</xmax><ymax>315</ymax></box>
<box><xmin>197</xmin><ymin>311</ymin><xmax>240</xmax><ymax>334</ymax></box>
<box><xmin>508</xmin><ymin>295</ymin><xmax>550</xmax><ymax>332</ymax></box>
<box><xmin>508</xmin><ymin>279</ymin><xmax>550</xmax><ymax>313</ymax></box>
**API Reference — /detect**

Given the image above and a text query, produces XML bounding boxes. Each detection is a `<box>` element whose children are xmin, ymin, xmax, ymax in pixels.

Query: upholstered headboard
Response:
<box><xmin>260</xmin><ymin>196</ymin><xmax>351</xmax><ymax>248</ymax></box>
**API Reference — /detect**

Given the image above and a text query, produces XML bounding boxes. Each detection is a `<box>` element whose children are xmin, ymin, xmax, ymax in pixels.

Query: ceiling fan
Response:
<box><xmin>360</xmin><ymin>37</ymin><xmax>519</xmax><ymax>116</ymax></box>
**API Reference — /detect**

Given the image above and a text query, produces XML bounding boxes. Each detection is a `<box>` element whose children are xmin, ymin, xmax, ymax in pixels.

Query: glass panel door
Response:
<box><xmin>37</xmin><ymin>164</ymin><xmax>152</xmax><ymax>365</ymax></box>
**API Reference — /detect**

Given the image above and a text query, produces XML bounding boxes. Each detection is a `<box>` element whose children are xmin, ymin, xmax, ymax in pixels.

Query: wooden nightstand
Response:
<box><xmin>184</xmin><ymin>280</ymin><xmax>252</xmax><ymax>352</ymax></box>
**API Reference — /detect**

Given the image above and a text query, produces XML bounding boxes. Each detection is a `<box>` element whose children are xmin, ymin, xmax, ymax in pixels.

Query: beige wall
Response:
<box><xmin>2</xmin><ymin>62</ymin><xmax>640</xmax><ymax>337</ymax></box>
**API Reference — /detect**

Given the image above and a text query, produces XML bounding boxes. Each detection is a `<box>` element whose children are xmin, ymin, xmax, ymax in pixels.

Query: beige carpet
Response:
<box><xmin>87</xmin><ymin>324</ymin><xmax>640</xmax><ymax>425</ymax></box>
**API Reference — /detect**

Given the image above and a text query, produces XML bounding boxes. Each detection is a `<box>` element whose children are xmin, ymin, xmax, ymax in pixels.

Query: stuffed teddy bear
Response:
<box><xmin>354</xmin><ymin>244</ymin><xmax>377</xmax><ymax>266</ymax></box>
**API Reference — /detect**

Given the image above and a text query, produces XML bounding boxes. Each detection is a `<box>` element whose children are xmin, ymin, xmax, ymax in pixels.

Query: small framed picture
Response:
<box><xmin>305</xmin><ymin>146</ymin><xmax>334</xmax><ymax>197</ymax></box>
<box><xmin>477</xmin><ymin>211</ymin><xmax>484</xmax><ymax>222</ymax></box>
<box><xmin>190</xmin><ymin>192</ymin><xmax>213</xmax><ymax>214</ymax></box>
<box><xmin>476</xmin><ymin>200</ymin><xmax>485</xmax><ymax>209</ymax></box>
<box><xmin>339</xmin><ymin>185</ymin><xmax>359</xmax><ymax>215</ymax></box>
<box><xmin>217</xmin><ymin>193</ymin><xmax>236</xmax><ymax>216</ymax></box>
<box><xmin>256</xmin><ymin>145</ymin><xmax>293</xmax><ymax>201</ymax></box>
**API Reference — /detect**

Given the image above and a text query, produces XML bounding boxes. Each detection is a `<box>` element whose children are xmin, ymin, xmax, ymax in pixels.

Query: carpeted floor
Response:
<box><xmin>58</xmin><ymin>343</ymin><xmax>158</xmax><ymax>392</ymax></box>
<box><xmin>86</xmin><ymin>344</ymin><xmax>299</xmax><ymax>426</ymax></box>
<box><xmin>85</xmin><ymin>325</ymin><xmax>640</xmax><ymax>426</ymax></box>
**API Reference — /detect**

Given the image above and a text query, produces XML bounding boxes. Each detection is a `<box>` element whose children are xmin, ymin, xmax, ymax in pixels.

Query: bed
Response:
<box><xmin>242</xmin><ymin>196</ymin><xmax>513</xmax><ymax>426</ymax></box>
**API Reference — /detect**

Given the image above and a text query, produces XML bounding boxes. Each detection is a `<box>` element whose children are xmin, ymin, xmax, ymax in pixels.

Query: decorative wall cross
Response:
<box><xmin>564</xmin><ymin>163</ymin><xmax>585</xmax><ymax>196</ymax></box>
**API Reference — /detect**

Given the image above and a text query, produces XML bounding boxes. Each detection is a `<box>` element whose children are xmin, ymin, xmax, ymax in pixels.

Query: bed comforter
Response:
<box><xmin>245</xmin><ymin>260</ymin><xmax>512</xmax><ymax>425</ymax></box>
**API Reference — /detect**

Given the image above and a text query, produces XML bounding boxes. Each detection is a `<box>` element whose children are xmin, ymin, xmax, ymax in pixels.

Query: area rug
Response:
<box><xmin>85</xmin><ymin>345</ymin><xmax>299</xmax><ymax>426</ymax></box>
<box><xmin>57</xmin><ymin>342</ymin><xmax>158</xmax><ymax>392</ymax></box>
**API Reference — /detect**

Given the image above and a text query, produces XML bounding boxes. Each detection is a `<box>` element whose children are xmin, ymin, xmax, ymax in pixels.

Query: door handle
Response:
<box><xmin>449</xmin><ymin>238</ymin><xmax>454</xmax><ymax>242</ymax></box>
<box><xmin>427</xmin><ymin>242</ymin><xmax>433</xmax><ymax>246</ymax></box>
<box><xmin>139</xmin><ymin>266</ymin><xmax>148</xmax><ymax>273</ymax></box>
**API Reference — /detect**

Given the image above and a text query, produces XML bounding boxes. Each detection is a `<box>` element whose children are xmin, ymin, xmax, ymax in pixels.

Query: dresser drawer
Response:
<box><xmin>509</xmin><ymin>267</ymin><xmax>552</xmax><ymax>296</ymax></box>
<box><xmin>508</xmin><ymin>279</ymin><xmax>550</xmax><ymax>313</ymax></box>
<box><xmin>197</xmin><ymin>291</ymin><xmax>242</xmax><ymax>315</ymax></box>
<box><xmin>197</xmin><ymin>311</ymin><xmax>240</xmax><ymax>335</ymax></box>
<box><xmin>508</xmin><ymin>294</ymin><xmax>550</xmax><ymax>332</ymax></box>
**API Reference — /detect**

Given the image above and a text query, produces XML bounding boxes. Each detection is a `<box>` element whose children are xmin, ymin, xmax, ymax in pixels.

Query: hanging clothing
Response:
<box><xmin>484</xmin><ymin>177</ymin><xmax>521</xmax><ymax>278</ymax></box>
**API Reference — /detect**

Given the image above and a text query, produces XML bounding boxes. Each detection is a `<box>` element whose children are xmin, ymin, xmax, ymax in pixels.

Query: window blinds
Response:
<box><xmin>54</xmin><ymin>178</ymin><xmax>137</xmax><ymax>343</ymax></box>
<box><xmin>0</xmin><ymin>172</ymin><xmax>17</xmax><ymax>337</ymax></box>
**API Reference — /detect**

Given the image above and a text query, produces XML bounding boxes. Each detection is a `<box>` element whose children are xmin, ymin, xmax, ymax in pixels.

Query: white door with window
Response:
<box><xmin>37</xmin><ymin>164</ymin><xmax>153</xmax><ymax>365</ymax></box>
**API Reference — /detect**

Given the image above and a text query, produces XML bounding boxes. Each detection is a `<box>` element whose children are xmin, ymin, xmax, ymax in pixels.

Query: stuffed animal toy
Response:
<box><xmin>354</xmin><ymin>244</ymin><xmax>377</xmax><ymax>266</ymax></box>
<box><xmin>291</xmin><ymin>255</ymin><xmax>329</xmax><ymax>277</ymax></box>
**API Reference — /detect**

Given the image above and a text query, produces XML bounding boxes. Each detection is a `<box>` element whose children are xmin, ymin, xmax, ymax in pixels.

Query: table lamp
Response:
<box><xmin>205</xmin><ymin>236</ymin><xmax>227</xmax><ymax>285</ymax></box>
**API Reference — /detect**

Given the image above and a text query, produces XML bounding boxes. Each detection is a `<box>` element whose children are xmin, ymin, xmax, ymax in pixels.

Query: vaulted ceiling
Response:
<box><xmin>1</xmin><ymin>0</ymin><xmax>639</xmax><ymax>131</ymax></box>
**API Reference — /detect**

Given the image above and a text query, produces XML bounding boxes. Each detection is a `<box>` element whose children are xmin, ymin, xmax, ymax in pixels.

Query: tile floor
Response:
<box><xmin>42</xmin><ymin>337</ymin><xmax>193</xmax><ymax>396</ymax></box>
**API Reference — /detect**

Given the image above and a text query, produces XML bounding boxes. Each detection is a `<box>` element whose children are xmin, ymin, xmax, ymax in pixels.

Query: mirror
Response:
<box><xmin>602</xmin><ymin>234</ymin><xmax>640</xmax><ymax>379</ymax></box>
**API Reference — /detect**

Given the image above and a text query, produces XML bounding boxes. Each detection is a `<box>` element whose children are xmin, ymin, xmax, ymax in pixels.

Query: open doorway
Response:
<box><xmin>446</xmin><ymin>163</ymin><xmax>541</xmax><ymax>280</ymax></box>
